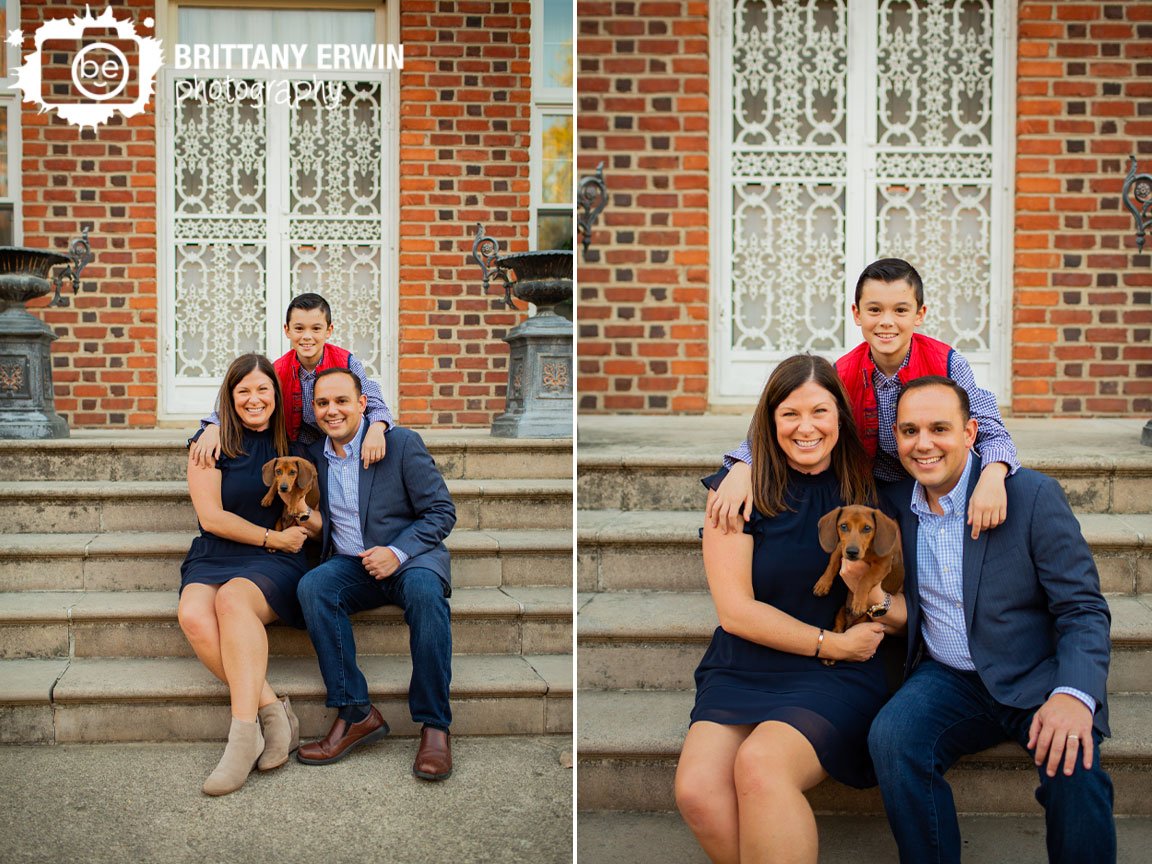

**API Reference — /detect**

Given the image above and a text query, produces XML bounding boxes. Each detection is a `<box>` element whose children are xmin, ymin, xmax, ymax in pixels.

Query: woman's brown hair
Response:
<box><xmin>216</xmin><ymin>353</ymin><xmax>290</xmax><ymax>459</ymax></box>
<box><xmin>747</xmin><ymin>354</ymin><xmax>875</xmax><ymax>517</ymax></box>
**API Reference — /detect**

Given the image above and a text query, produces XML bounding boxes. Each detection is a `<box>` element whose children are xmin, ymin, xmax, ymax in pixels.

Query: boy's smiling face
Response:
<box><xmin>852</xmin><ymin>278</ymin><xmax>927</xmax><ymax>376</ymax></box>
<box><xmin>284</xmin><ymin>307</ymin><xmax>334</xmax><ymax>370</ymax></box>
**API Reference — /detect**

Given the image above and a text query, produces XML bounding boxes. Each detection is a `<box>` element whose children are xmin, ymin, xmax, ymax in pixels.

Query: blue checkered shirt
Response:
<box><xmin>322</xmin><ymin>418</ymin><xmax>407</xmax><ymax>565</ymax></box>
<box><xmin>909</xmin><ymin>452</ymin><xmax>1094</xmax><ymax>714</ymax></box>
<box><xmin>205</xmin><ymin>351</ymin><xmax>393</xmax><ymax>445</ymax></box>
<box><xmin>725</xmin><ymin>349</ymin><xmax>1020</xmax><ymax>482</ymax></box>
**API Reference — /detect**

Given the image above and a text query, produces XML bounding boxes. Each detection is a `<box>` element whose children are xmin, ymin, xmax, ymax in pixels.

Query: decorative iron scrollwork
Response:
<box><xmin>49</xmin><ymin>229</ymin><xmax>93</xmax><ymax>306</ymax></box>
<box><xmin>1122</xmin><ymin>156</ymin><xmax>1152</xmax><ymax>254</ymax></box>
<box><xmin>577</xmin><ymin>161</ymin><xmax>607</xmax><ymax>257</ymax></box>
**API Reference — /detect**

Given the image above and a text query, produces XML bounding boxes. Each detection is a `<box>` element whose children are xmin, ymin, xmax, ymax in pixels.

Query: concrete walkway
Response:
<box><xmin>579</xmin><ymin>811</ymin><xmax>1152</xmax><ymax>864</ymax></box>
<box><xmin>0</xmin><ymin>737</ymin><xmax>572</xmax><ymax>864</ymax></box>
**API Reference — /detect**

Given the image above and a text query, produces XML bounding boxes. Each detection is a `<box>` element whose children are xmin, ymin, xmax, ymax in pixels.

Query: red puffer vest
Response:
<box><xmin>835</xmin><ymin>333</ymin><xmax>952</xmax><ymax>458</ymax></box>
<box><xmin>274</xmin><ymin>343</ymin><xmax>352</xmax><ymax>441</ymax></box>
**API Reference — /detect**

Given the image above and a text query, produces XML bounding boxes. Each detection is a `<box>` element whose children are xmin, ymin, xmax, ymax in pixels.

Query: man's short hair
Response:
<box><xmin>896</xmin><ymin>375</ymin><xmax>971</xmax><ymax>422</ymax></box>
<box><xmin>286</xmin><ymin>292</ymin><xmax>332</xmax><ymax>326</ymax></box>
<box><xmin>313</xmin><ymin>366</ymin><xmax>361</xmax><ymax>397</ymax></box>
<box><xmin>854</xmin><ymin>258</ymin><xmax>925</xmax><ymax>307</ymax></box>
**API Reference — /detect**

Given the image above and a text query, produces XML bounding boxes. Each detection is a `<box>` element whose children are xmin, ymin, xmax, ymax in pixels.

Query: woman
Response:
<box><xmin>675</xmin><ymin>354</ymin><xmax>907</xmax><ymax>863</ymax></box>
<box><xmin>178</xmin><ymin>353</ymin><xmax>322</xmax><ymax>796</ymax></box>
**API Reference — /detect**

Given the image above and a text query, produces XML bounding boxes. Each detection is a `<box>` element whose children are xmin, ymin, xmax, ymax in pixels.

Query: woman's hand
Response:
<box><xmin>268</xmin><ymin>525</ymin><xmax>309</xmax><ymax>554</ymax></box>
<box><xmin>827</xmin><ymin>621</ymin><xmax>885</xmax><ymax>662</ymax></box>
<box><xmin>190</xmin><ymin>424</ymin><xmax>221</xmax><ymax>469</ymax></box>
<box><xmin>706</xmin><ymin>461</ymin><xmax>754</xmax><ymax>535</ymax></box>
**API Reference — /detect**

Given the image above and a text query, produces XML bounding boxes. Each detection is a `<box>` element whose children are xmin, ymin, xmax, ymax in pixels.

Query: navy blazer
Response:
<box><xmin>308</xmin><ymin>424</ymin><xmax>456</xmax><ymax>590</ymax></box>
<box><xmin>882</xmin><ymin>459</ymin><xmax>1111</xmax><ymax>737</ymax></box>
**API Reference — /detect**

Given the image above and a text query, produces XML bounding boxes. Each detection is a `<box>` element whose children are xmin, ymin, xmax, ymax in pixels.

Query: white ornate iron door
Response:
<box><xmin>161</xmin><ymin>75</ymin><xmax>392</xmax><ymax>416</ymax></box>
<box><xmin>714</xmin><ymin>0</ymin><xmax>1009</xmax><ymax>401</ymax></box>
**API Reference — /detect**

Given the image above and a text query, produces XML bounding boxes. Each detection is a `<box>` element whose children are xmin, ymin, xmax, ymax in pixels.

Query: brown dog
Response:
<box><xmin>260</xmin><ymin>457</ymin><xmax>320</xmax><ymax>531</ymax></box>
<box><xmin>813</xmin><ymin>505</ymin><xmax>905</xmax><ymax>638</ymax></box>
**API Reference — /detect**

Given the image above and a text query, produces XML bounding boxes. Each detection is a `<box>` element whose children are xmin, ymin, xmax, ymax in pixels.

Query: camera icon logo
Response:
<box><xmin>10</xmin><ymin>6</ymin><xmax>163</xmax><ymax>129</ymax></box>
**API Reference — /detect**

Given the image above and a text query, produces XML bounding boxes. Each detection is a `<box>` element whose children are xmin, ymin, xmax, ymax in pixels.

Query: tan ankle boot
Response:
<box><xmin>202</xmin><ymin>717</ymin><xmax>263</xmax><ymax>796</ymax></box>
<box><xmin>257</xmin><ymin>696</ymin><xmax>300</xmax><ymax>771</ymax></box>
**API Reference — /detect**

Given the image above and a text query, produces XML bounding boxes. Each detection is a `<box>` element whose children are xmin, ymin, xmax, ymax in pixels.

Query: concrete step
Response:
<box><xmin>0</xmin><ymin>738</ymin><xmax>572</xmax><ymax>864</ymax></box>
<box><xmin>0</xmin><ymin>586</ymin><xmax>571</xmax><ymax>660</ymax></box>
<box><xmin>576</xmin><ymin>591</ymin><xmax>1152</xmax><ymax>693</ymax></box>
<box><xmin>576</xmin><ymin>690</ymin><xmax>1152</xmax><ymax>815</ymax></box>
<box><xmin>577</xmin><ymin>811</ymin><xmax>1152</xmax><ymax>864</ymax></box>
<box><xmin>0</xmin><ymin>478</ymin><xmax>573</xmax><ymax>533</ymax></box>
<box><xmin>576</xmin><ymin>416</ymin><xmax>1152</xmax><ymax>515</ymax></box>
<box><xmin>0</xmin><ymin>429</ymin><xmax>573</xmax><ymax>481</ymax></box>
<box><xmin>578</xmin><ymin>509</ymin><xmax>1152</xmax><ymax>594</ymax></box>
<box><xmin>0</xmin><ymin>529</ymin><xmax>572</xmax><ymax>591</ymax></box>
<box><xmin>0</xmin><ymin>653</ymin><xmax>571</xmax><ymax>744</ymax></box>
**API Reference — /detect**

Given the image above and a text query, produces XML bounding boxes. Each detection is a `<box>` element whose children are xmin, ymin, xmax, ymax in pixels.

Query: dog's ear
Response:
<box><xmin>817</xmin><ymin>508</ymin><xmax>842</xmax><ymax>553</ymax></box>
<box><xmin>871</xmin><ymin>510</ymin><xmax>900</xmax><ymax>558</ymax></box>
<box><xmin>295</xmin><ymin>459</ymin><xmax>316</xmax><ymax>491</ymax></box>
<box><xmin>260</xmin><ymin>459</ymin><xmax>278</xmax><ymax>507</ymax></box>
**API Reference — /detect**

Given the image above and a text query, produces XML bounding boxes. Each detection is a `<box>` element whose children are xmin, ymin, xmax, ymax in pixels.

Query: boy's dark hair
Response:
<box><xmin>897</xmin><ymin>375</ymin><xmax>971</xmax><ymax>422</ymax></box>
<box><xmin>854</xmin><ymin>258</ymin><xmax>924</xmax><ymax>307</ymax></box>
<box><xmin>314</xmin><ymin>366</ymin><xmax>362</xmax><ymax>397</ymax></box>
<box><xmin>286</xmin><ymin>292</ymin><xmax>332</xmax><ymax>326</ymax></box>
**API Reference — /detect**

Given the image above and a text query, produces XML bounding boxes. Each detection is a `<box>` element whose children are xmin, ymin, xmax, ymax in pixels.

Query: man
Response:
<box><xmin>862</xmin><ymin>376</ymin><xmax>1115</xmax><ymax>863</ymax></box>
<box><xmin>296</xmin><ymin>367</ymin><xmax>457</xmax><ymax>780</ymax></box>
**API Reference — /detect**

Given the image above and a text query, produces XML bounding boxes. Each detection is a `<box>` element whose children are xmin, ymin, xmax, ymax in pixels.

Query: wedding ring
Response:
<box><xmin>1068</xmin><ymin>734</ymin><xmax>1079</xmax><ymax>741</ymax></box>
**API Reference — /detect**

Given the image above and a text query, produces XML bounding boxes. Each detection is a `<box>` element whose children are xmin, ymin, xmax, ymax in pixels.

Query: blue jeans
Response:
<box><xmin>297</xmin><ymin>556</ymin><xmax>452</xmax><ymax>730</ymax></box>
<box><xmin>868</xmin><ymin>659</ymin><xmax>1115</xmax><ymax>864</ymax></box>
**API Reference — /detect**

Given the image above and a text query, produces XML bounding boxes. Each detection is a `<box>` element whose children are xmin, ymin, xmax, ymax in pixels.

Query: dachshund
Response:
<box><xmin>813</xmin><ymin>505</ymin><xmax>905</xmax><ymax>640</ymax></box>
<box><xmin>260</xmin><ymin>457</ymin><xmax>320</xmax><ymax>531</ymax></box>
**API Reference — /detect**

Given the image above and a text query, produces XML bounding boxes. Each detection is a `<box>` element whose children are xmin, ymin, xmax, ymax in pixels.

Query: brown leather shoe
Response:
<box><xmin>413</xmin><ymin>726</ymin><xmax>452</xmax><ymax>781</ymax></box>
<box><xmin>296</xmin><ymin>706</ymin><xmax>389</xmax><ymax>765</ymax></box>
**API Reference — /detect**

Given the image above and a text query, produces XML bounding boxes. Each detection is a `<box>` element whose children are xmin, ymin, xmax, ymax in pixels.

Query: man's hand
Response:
<box><xmin>838</xmin><ymin>558</ymin><xmax>870</xmax><ymax>595</ymax></box>
<box><xmin>706</xmin><ymin>461</ymin><xmax>754</xmax><ymax>535</ymax></box>
<box><xmin>362</xmin><ymin>422</ymin><xmax>388</xmax><ymax>468</ymax></box>
<box><xmin>968</xmin><ymin>463</ymin><xmax>1008</xmax><ymax>540</ymax></box>
<box><xmin>190</xmin><ymin>424</ymin><xmax>221</xmax><ymax>469</ymax></box>
<box><xmin>360</xmin><ymin>545</ymin><xmax>400</xmax><ymax>580</ymax></box>
<box><xmin>1027</xmin><ymin>692</ymin><xmax>1095</xmax><ymax>777</ymax></box>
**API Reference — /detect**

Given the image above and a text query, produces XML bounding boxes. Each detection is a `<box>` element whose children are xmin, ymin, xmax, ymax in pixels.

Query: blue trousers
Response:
<box><xmin>868</xmin><ymin>659</ymin><xmax>1115</xmax><ymax>864</ymax></box>
<box><xmin>297</xmin><ymin>557</ymin><xmax>452</xmax><ymax>730</ymax></box>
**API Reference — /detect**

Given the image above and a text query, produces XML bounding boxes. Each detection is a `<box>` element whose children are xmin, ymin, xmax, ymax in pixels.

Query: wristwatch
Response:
<box><xmin>295</xmin><ymin>507</ymin><xmax>312</xmax><ymax>524</ymax></box>
<box><xmin>867</xmin><ymin>591</ymin><xmax>892</xmax><ymax>618</ymax></box>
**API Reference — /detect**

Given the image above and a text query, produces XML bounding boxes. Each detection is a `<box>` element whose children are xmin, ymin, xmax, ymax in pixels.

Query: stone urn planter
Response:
<box><xmin>0</xmin><ymin>233</ymin><xmax>93</xmax><ymax>438</ymax></box>
<box><xmin>473</xmin><ymin>226</ymin><xmax>572</xmax><ymax>439</ymax></box>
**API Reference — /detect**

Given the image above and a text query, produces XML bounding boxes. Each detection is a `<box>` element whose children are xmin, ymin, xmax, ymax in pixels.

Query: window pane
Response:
<box><xmin>0</xmin><ymin>107</ymin><xmax>7</xmax><ymax>198</ymax></box>
<box><xmin>178</xmin><ymin>9</ymin><xmax>376</xmax><ymax>66</ymax></box>
<box><xmin>541</xmin><ymin>114</ymin><xmax>572</xmax><ymax>204</ymax></box>
<box><xmin>537</xmin><ymin>211</ymin><xmax>572</xmax><ymax>252</ymax></box>
<box><xmin>542</xmin><ymin>0</ymin><xmax>572</xmax><ymax>89</ymax></box>
<box><xmin>0</xmin><ymin>205</ymin><xmax>13</xmax><ymax>245</ymax></box>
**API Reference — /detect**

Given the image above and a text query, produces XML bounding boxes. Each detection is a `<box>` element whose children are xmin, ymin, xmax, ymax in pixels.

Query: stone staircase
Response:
<box><xmin>0</xmin><ymin>430</ymin><xmax>573</xmax><ymax>745</ymax></box>
<box><xmin>576</xmin><ymin>416</ymin><xmax>1152</xmax><ymax>855</ymax></box>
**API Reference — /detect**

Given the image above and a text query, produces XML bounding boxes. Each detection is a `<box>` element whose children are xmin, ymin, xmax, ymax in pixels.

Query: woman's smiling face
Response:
<box><xmin>231</xmin><ymin>369</ymin><xmax>276</xmax><ymax>431</ymax></box>
<box><xmin>773</xmin><ymin>380</ymin><xmax>840</xmax><ymax>474</ymax></box>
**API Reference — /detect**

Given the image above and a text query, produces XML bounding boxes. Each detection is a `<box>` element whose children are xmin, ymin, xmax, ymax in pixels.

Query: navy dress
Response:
<box><xmin>691</xmin><ymin>466</ymin><xmax>889</xmax><ymax>788</ymax></box>
<box><xmin>180</xmin><ymin>428</ymin><xmax>309</xmax><ymax>628</ymax></box>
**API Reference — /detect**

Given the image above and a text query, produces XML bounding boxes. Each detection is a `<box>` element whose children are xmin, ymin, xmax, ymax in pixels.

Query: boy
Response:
<box><xmin>709</xmin><ymin>259</ymin><xmax>1019</xmax><ymax>539</ymax></box>
<box><xmin>190</xmin><ymin>293</ymin><xmax>394</xmax><ymax>469</ymax></box>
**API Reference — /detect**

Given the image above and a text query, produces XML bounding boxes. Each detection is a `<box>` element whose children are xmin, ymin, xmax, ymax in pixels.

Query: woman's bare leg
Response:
<box><xmin>675</xmin><ymin>721</ymin><xmax>753</xmax><ymax>864</ymax></box>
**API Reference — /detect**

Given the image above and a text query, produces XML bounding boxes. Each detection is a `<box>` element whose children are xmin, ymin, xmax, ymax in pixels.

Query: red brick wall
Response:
<box><xmin>576</xmin><ymin>1</ymin><xmax>710</xmax><ymax>413</ymax></box>
<box><xmin>1012</xmin><ymin>0</ymin><xmax>1152</xmax><ymax>416</ymax></box>
<box><xmin>18</xmin><ymin>0</ymin><xmax>537</xmax><ymax>429</ymax></box>
<box><xmin>22</xmin><ymin>0</ymin><xmax>160</xmax><ymax>427</ymax></box>
<box><xmin>397</xmin><ymin>0</ymin><xmax>533</xmax><ymax>426</ymax></box>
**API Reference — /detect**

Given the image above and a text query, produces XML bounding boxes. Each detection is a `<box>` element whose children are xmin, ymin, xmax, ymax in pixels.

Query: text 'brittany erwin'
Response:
<box><xmin>172</xmin><ymin>43</ymin><xmax>405</xmax><ymax>71</ymax></box>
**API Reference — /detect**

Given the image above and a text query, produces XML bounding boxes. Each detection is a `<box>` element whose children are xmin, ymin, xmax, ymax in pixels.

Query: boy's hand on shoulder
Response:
<box><xmin>362</xmin><ymin>421</ymin><xmax>388</xmax><ymax>468</ymax></box>
<box><xmin>707</xmin><ymin>461</ymin><xmax>754</xmax><ymax>535</ymax></box>
<box><xmin>968</xmin><ymin>462</ymin><xmax>1008</xmax><ymax>539</ymax></box>
<box><xmin>190</xmin><ymin>423</ymin><xmax>221</xmax><ymax>469</ymax></box>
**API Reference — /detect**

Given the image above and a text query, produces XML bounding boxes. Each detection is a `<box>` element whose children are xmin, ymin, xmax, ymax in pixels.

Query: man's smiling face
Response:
<box><xmin>895</xmin><ymin>383</ymin><xmax>978</xmax><ymax>506</ymax></box>
<box><xmin>313</xmin><ymin>371</ymin><xmax>366</xmax><ymax>448</ymax></box>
